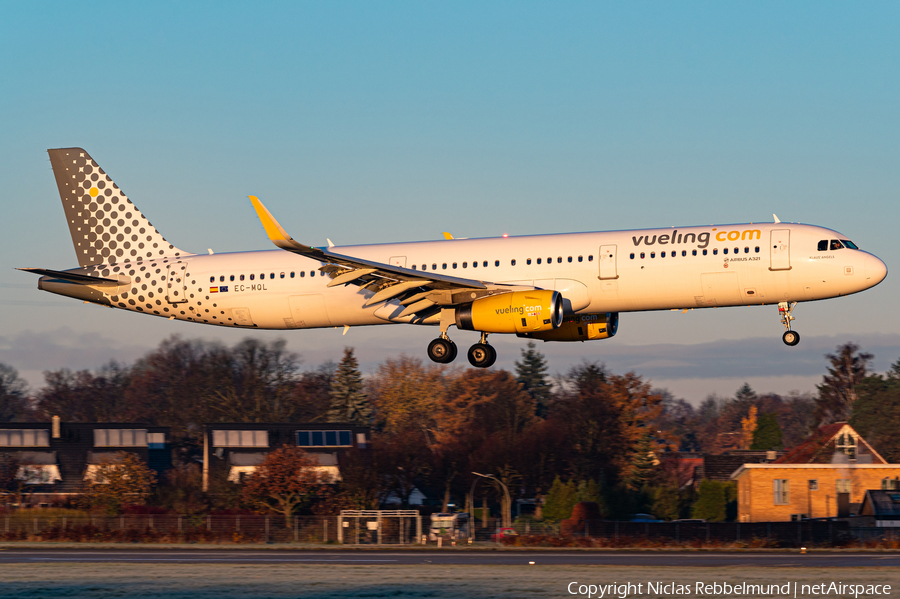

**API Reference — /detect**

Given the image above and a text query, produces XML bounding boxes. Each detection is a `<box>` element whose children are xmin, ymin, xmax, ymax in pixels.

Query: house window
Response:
<box><xmin>774</xmin><ymin>479</ymin><xmax>790</xmax><ymax>504</ymax></box>
<box><xmin>808</xmin><ymin>480</ymin><xmax>818</xmax><ymax>491</ymax></box>
<box><xmin>836</xmin><ymin>479</ymin><xmax>852</xmax><ymax>494</ymax></box>
<box><xmin>836</xmin><ymin>432</ymin><xmax>857</xmax><ymax>459</ymax></box>
<box><xmin>212</xmin><ymin>430</ymin><xmax>269</xmax><ymax>448</ymax></box>
<box><xmin>296</xmin><ymin>430</ymin><xmax>352</xmax><ymax>447</ymax></box>
<box><xmin>94</xmin><ymin>429</ymin><xmax>148</xmax><ymax>447</ymax></box>
<box><xmin>0</xmin><ymin>429</ymin><xmax>50</xmax><ymax>447</ymax></box>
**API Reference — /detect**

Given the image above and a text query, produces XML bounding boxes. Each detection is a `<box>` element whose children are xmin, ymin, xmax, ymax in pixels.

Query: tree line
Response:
<box><xmin>1</xmin><ymin>337</ymin><xmax>897</xmax><ymax>520</ymax></box>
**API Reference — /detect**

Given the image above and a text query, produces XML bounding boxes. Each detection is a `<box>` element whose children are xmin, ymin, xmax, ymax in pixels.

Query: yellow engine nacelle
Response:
<box><xmin>518</xmin><ymin>312</ymin><xmax>618</xmax><ymax>342</ymax></box>
<box><xmin>456</xmin><ymin>290</ymin><xmax>563</xmax><ymax>334</ymax></box>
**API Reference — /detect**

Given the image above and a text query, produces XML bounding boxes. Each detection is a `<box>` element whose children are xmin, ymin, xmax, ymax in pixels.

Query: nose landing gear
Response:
<box><xmin>779</xmin><ymin>301</ymin><xmax>800</xmax><ymax>346</ymax></box>
<box><xmin>467</xmin><ymin>332</ymin><xmax>497</xmax><ymax>368</ymax></box>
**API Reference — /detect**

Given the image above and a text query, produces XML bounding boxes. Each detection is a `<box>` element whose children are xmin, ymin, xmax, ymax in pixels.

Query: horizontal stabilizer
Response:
<box><xmin>17</xmin><ymin>268</ymin><xmax>120</xmax><ymax>285</ymax></box>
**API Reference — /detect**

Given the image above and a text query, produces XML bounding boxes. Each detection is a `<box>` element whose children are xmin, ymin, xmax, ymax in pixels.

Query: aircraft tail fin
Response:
<box><xmin>47</xmin><ymin>148</ymin><xmax>189</xmax><ymax>267</ymax></box>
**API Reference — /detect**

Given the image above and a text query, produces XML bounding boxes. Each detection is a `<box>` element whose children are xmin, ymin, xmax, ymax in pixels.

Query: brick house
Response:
<box><xmin>732</xmin><ymin>423</ymin><xmax>900</xmax><ymax>522</ymax></box>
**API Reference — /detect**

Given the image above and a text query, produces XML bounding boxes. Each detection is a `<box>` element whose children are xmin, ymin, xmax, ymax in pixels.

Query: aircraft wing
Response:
<box><xmin>249</xmin><ymin>196</ymin><xmax>529</xmax><ymax>320</ymax></box>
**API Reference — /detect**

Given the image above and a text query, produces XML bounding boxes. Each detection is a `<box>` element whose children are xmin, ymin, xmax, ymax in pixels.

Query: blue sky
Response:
<box><xmin>1</xmin><ymin>2</ymin><xmax>899</xmax><ymax>401</ymax></box>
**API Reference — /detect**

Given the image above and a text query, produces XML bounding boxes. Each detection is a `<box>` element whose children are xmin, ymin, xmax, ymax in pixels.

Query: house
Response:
<box><xmin>731</xmin><ymin>423</ymin><xmax>900</xmax><ymax>522</ymax></box>
<box><xmin>859</xmin><ymin>490</ymin><xmax>900</xmax><ymax>527</ymax></box>
<box><xmin>203</xmin><ymin>422</ymin><xmax>370</xmax><ymax>488</ymax></box>
<box><xmin>701</xmin><ymin>450</ymin><xmax>785</xmax><ymax>482</ymax></box>
<box><xmin>0</xmin><ymin>418</ymin><xmax>170</xmax><ymax>504</ymax></box>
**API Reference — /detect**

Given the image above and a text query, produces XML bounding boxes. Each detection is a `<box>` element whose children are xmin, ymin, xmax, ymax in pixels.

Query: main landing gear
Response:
<box><xmin>779</xmin><ymin>301</ymin><xmax>800</xmax><ymax>346</ymax></box>
<box><xmin>427</xmin><ymin>332</ymin><xmax>496</xmax><ymax>368</ymax></box>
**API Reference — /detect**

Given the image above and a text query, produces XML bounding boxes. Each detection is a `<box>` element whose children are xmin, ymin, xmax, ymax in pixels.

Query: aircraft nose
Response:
<box><xmin>864</xmin><ymin>253</ymin><xmax>888</xmax><ymax>286</ymax></box>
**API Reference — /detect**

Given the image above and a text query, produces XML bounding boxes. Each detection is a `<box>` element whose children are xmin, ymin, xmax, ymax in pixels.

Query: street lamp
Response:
<box><xmin>472</xmin><ymin>472</ymin><xmax>512</xmax><ymax>528</ymax></box>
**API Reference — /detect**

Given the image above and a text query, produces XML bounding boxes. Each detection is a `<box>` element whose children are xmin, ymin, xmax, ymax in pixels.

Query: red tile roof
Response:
<box><xmin>774</xmin><ymin>422</ymin><xmax>886</xmax><ymax>464</ymax></box>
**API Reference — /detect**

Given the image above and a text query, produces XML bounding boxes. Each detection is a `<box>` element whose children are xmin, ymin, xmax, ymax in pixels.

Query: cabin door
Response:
<box><xmin>770</xmin><ymin>229</ymin><xmax>791</xmax><ymax>271</ymax></box>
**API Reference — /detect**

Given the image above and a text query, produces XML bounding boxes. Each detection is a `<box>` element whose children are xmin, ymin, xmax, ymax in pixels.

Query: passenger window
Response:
<box><xmin>511</xmin><ymin>259</ymin><xmax>516</xmax><ymax>266</ymax></box>
<box><xmin>310</xmin><ymin>271</ymin><xmax>315</xmax><ymax>277</ymax></box>
<box><xmin>300</xmin><ymin>271</ymin><xmax>305</xmax><ymax>277</ymax></box>
<box><xmin>755</xmin><ymin>247</ymin><xmax>760</xmax><ymax>253</ymax></box>
<box><xmin>472</xmin><ymin>262</ymin><xmax>477</xmax><ymax>268</ymax></box>
<box><xmin>661</xmin><ymin>251</ymin><xmax>666</xmax><ymax>258</ymax></box>
<box><xmin>567</xmin><ymin>256</ymin><xmax>572</xmax><ymax>263</ymax></box>
<box><xmin>442</xmin><ymin>263</ymin><xmax>447</xmax><ymax>270</ymax></box>
<box><xmin>640</xmin><ymin>252</ymin><xmax>645</xmax><ymax>259</ymax></box>
<box><xmin>537</xmin><ymin>258</ymin><xmax>542</xmax><ymax>264</ymax></box>
<box><xmin>483</xmin><ymin>261</ymin><xmax>488</xmax><ymax>267</ymax></box>
<box><xmin>463</xmin><ymin>262</ymin><xmax>468</xmax><ymax>268</ymax></box>
<box><xmin>412</xmin><ymin>265</ymin><xmax>417</xmax><ymax>270</ymax></box>
<box><xmin>703</xmin><ymin>250</ymin><xmax>708</xmax><ymax>256</ymax></box>
<box><xmin>831</xmin><ymin>240</ymin><xmax>844</xmax><ymax>250</ymax></box>
<box><xmin>230</xmin><ymin>275</ymin><xmax>235</xmax><ymax>282</ymax></box>
<box><xmin>723</xmin><ymin>248</ymin><xmax>728</xmax><ymax>255</ymax></box>
<box><xmin>744</xmin><ymin>247</ymin><xmax>749</xmax><ymax>254</ymax></box>
<box><xmin>494</xmin><ymin>260</ymin><xmax>499</xmax><ymax>267</ymax></box>
<box><xmin>432</xmin><ymin>264</ymin><xmax>437</xmax><ymax>270</ymax></box>
<box><xmin>692</xmin><ymin>250</ymin><xmax>697</xmax><ymax>256</ymax></box>
<box><xmin>547</xmin><ymin>257</ymin><xmax>551</xmax><ymax>263</ymax></box>
<box><xmin>557</xmin><ymin>257</ymin><xmax>562</xmax><ymax>263</ymax></box>
<box><xmin>240</xmin><ymin>274</ymin><xmax>245</xmax><ymax>281</ymax></box>
<box><xmin>452</xmin><ymin>262</ymin><xmax>457</xmax><ymax>269</ymax></box>
<box><xmin>588</xmin><ymin>255</ymin><xmax>593</xmax><ymax>261</ymax></box>
<box><xmin>682</xmin><ymin>250</ymin><xmax>687</xmax><ymax>257</ymax></box>
<box><xmin>271</xmin><ymin>273</ymin><xmax>275</xmax><ymax>279</ymax></box>
<box><xmin>578</xmin><ymin>256</ymin><xmax>583</xmax><ymax>262</ymax></box>
<box><xmin>290</xmin><ymin>272</ymin><xmax>294</xmax><ymax>278</ymax></box>
<box><xmin>526</xmin><ymin>259</ymin><xmax>531</xmax><ymax>265</ymax></box>
<box><xmin>209</xmin><ymin>276</ymin><xmax>215</xmax><ymax>283</ymax></box>
<box><xmin>713</xmin><ymin>249</ymin><xmax>718</xmax><ymax>255</ymax></box>
<box><xmin>249</xmin><ymin>274</ymin><xmax>255</xmax><ymax>280</ymax></box>
<box><xmin>734</xmin><ymin>248</ymin><xmax>738</xmax><ymax>254</ymax></box>
<box><xmin>650</xmin><ymin>252</ymin><xmax>656</xmax><ymax>258</ymax></box>
<box><xmin>630</xmin><ymin>253</ymin><xmax>635</xmax><ymax>259</ymax></box>
<box><xmin>260</xmin><ymin>273</ymin><xmax>264</xmax><ymax>279</ymax></box>
<box><xmin>817</xmin><ymin>240</ymin><xmax>828</xmax><ymax>251</ymax></box>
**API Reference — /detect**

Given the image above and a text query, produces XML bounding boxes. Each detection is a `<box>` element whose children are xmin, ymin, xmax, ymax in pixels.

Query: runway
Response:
<box><xmin>1</xmin><ymin>548</ymin><xmax>897</xmax><ymax>567</ymax></box>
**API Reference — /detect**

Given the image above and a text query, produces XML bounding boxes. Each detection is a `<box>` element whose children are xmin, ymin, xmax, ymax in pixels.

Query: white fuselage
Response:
<box><xmin>51</xmin><ymin>222</ymin><xmax>885</xmax><ymax>332</ymax></box>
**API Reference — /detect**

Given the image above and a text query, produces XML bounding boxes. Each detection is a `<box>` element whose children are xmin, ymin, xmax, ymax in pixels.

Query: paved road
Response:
<box><xmin>0</xmin><ymin>549</ymin><xmax>897</xmax><ymax>567</ymax></box>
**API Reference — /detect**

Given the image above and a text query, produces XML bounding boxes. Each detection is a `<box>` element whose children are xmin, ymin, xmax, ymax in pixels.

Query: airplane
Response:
<box><xmin>19</xmin><ymin>148</ymin><xmax>888</xmax><ymax>368</ymax></box>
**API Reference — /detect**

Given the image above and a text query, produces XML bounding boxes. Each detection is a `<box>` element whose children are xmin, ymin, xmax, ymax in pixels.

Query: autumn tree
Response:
<box><xmin>36</xmin><ymin>363</ymin><xmax>131</xmax><ymax>423</ymax></box>
<box><xmin>816</xmin><ymin>342</ymin><xmax>872</xmax><ymax>424</ymax></box>
<box><xmin>515</xmin><ymin>342</ymin><xmax>552</xmax><ymax>418</ymax></box>
<box><xmin>0</xmin><ymin>365</ymin><xmax>30</xmax><ymax>422</ymax></box>
<box><xmin>79</xmin><ymin>452</ymin><xmax>156</xmax><ymax>515</ymax></box>
<box><xmin>368</xmin><ymin>356</ymin><xmax>448</xmax><ymax>435</ymax></box>
<box><xmin>327</xmin><ymin>348</ymin><xmax>370</xmax><ymax>425</ymax></box>
<box><xmin>241</xmin><ymin>446</ymin><xmax>322</xmax><ymax>525</ymax></box>
<box><xmin>739</xmin><ymin>406</ymin><xmax>758</xmax><ymax>450</ymax></box>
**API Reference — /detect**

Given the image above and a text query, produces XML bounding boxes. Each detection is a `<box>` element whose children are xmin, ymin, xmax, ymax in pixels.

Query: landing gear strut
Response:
<box><xmin>467</xmin><ymin>332</ymin><xmax>497</xmax><ymax>368</ymax></box>
<box><xmin>779</xmin><ymin>301</ymin><xmax>800</xmax><ymax>346</ymax></box>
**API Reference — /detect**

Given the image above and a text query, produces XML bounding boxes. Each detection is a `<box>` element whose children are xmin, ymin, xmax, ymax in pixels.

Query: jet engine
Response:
<box><xmin>456</xmin><ymin>290</ymin><xmax>563</xmax><ymax>334</ymax></box>
<box><xmin>518</xmin><ymin>312</ymin><xmax>618</xmax><ymax>342</ymax></box>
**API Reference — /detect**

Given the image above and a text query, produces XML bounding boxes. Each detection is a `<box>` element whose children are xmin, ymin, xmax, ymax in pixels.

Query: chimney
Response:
<box><xmin>52</xmin><ymin>415</ymin><xmax>61</xmax><ymax>439</ymax></box>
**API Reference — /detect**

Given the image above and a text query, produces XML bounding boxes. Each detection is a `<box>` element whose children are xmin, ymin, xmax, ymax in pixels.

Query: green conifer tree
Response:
<box><xmin>541</xmin><ymin>476</ymin><xmax>578</xmax><ymax>521</ymax></box>
<box><xmin>327</xmin><ymin>348</ymin><xmax>371</xmax><ymax>425</ymax></box>
<box><xmin>750</xmin><ymin>412</ymin><xmax>784</xmax><ymax>450</ymax></box>
<box><xmin>515</xmin><ymin>341</ymin><xmax>551</xmax><ymax>417</ymax></box>
<box><xmin>625</xmin><ymin>433</ymin><xmax>657</xmax><ymax>490</ymax></box>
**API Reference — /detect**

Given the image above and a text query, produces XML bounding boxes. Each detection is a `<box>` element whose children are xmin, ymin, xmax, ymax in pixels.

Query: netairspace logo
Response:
<box><xmin>567</xmin><ymin>581</ymin><xmax>893</xmax><ymax>598</ymax></box>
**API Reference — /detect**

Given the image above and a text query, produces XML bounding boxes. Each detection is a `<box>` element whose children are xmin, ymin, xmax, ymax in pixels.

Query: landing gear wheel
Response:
<box><xmin>782</xmin><ymin>331</ymin><xmax>800</xmax><ymax>346</ymax></box>
<box><xmin>467</xmin><ymin>343</ymin><xmax>496</xmax><ymax>368</ymax></box>
<box><xmin>428</xmin><ymin>338</ymin><xmax>457</xmax><ymax>363</ymax></box>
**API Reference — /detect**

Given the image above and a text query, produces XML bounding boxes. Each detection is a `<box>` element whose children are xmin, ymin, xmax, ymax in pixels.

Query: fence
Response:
<box><xmin>0</xmin><ymin>513</ymin><xmax>896</xmax><ymax>546</ymax></box>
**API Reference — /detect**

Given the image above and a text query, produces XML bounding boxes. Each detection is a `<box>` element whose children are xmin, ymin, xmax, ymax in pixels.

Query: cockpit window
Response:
<box><xmin>842</xmin><ymin>240</ymin><xmax>859</xmax><ymax>250</ymax></box>
<box><xmin>817</xmin><ymin>240</ymin><xmax>828</xmax><ymax>251</ymax></box>
<box><xmin>830</xmin><ymin>239</ymin><xmax>845</xmax><ymax>250</ymax></box>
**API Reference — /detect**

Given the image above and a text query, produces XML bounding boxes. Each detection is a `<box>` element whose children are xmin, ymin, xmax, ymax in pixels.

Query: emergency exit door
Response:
<box><xmin>598</xmin><ymin>245</ymin><xmax>618</xmax><ymax>280</ymax></box>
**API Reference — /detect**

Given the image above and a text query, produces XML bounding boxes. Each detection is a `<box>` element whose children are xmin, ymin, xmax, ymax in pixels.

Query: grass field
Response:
<box><xmin>0</xmin><ymin>564</ymin><xmax>897</xmax><ymax>598</ymax></box>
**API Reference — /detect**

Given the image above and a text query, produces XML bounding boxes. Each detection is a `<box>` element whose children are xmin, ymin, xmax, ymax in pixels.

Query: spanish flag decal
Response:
<box><xmin>210</xmin><ymin>287</ymin><xmax>219</xmax><ymax>293</ymax></box>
